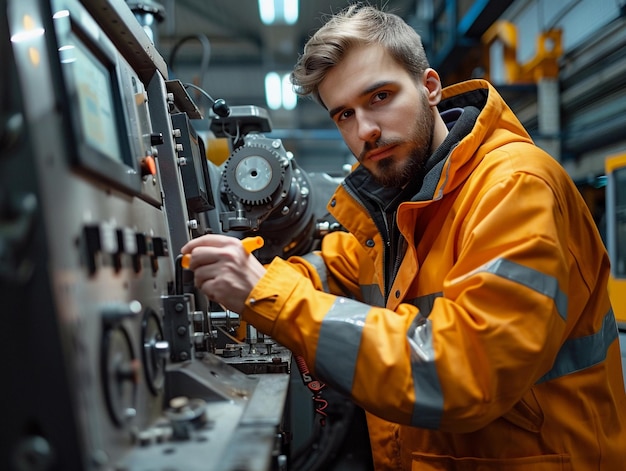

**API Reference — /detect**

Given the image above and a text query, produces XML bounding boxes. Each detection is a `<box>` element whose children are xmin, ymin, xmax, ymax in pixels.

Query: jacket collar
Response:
<box><xmin>331</xmin><ymin>79</ymin><xmax>534</xmax><ymax>222</ymax></box>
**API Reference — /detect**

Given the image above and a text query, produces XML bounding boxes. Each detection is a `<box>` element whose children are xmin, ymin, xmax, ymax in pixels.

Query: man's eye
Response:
<box><xmin>373</xmin><ymin>91</ymin><xmax>389</xmax><ymax>103</ymax></box>
<box><xmin>338</xmin><ymin>110</ymin><xmax>354</xmax><ymax>121</ymax></box>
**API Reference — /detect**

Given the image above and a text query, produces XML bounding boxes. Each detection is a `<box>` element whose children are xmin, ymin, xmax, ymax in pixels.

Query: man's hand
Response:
<box><xmin>181</xmin><ymin>234</ymin><xmax>266</xmax><ymax>314</ymax></box>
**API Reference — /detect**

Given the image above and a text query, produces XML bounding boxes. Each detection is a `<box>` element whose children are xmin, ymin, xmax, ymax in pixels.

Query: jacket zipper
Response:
<box><xmin>341</xmin><ymin>180</ymin><xmax>405</xmax><ymax>304</ymax></box>
<box><xmin>341</xmin><ymin>181</ymin><xmax>391</xmax><ymax>301</ymax></box>
<box><xmin>386</xmin><ymin>211</ymin><xmax>406</xmax><ymax>302</ymax></box>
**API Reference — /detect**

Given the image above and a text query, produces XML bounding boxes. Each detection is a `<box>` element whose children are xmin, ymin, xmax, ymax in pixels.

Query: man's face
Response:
<box><xmin>318</xmin><ymin>44</ymin><xmax>436</xmax><ymax>187</ymax></box>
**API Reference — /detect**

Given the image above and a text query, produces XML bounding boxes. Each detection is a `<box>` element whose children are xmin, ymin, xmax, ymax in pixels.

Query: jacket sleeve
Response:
<box><xmin>242</xmin><ymin>167</ymin><xmax>608</xmax><ymax>432</ymax></box>
<box><xmin>289</xmin><ymin>230</ymin><xmax>370</xmax><ymax>300</ymax></box>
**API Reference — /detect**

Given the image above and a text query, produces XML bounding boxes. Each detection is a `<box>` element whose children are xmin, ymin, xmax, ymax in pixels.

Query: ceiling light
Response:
<box><xmin>283</xmin><ymin>0</ymin><xmax>298</xmax><ymax>25</ymax></box>
<box><xmin>265</xmin><ymin>72</ymin><xmax>282</xmax><ymax>110</ymax></box>
<box><xmin>259</xmin><ymin>0</ymin><xmax>298</xmax><ymax>25</ymax></box>
<box><xmin>281</xmin><ymin>74</ymin><xmax>297</xmax><ymax>110</ymax></box>
<box><xmin>265</xmin><ymin>72</ymin><xmax>297</xmax><ymax>110</ymax></box>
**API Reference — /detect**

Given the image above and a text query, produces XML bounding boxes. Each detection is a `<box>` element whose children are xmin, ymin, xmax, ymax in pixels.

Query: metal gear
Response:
<box><xmin>223</xmin><ymin>143</ymin><xmax>285</xmax><ymax>205</ymax></box>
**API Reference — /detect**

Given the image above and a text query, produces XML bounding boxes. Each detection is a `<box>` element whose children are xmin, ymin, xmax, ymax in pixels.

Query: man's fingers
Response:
<box><xmin>181</xmin><ymin>234</ymin><xmax>241</xmax><ymax>254</ymax></box>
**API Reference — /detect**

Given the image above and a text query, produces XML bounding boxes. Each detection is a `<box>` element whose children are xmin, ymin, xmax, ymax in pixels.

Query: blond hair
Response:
<box><xmin>291</xmin><ymin>4</ymin><xmax>430</xmax><ymax>106</ymax></box>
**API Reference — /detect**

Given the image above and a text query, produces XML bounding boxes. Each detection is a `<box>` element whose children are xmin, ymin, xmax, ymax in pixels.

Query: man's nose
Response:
<box><xmin>356</xmin><ymin>112</ymin><xmax>381</xmax><ymax>143</ymax></box>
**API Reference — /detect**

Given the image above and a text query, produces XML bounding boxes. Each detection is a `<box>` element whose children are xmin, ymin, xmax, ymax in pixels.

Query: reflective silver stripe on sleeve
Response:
<box><xmin>477</xmin><ymin>258</ymin><xmax>568</xmax><ymax>321</ymax></box>
<box><xmin>300</xmin><ymin>252</ymin><xmax>330</xmax><ymax>293</ymax></box>
<box><xmin>537</xmin><ymin>308</ymin><xmax>618</xmax><ymax>384</ymax></box>
<box><xmin>407</xmin><ymin>312</ymin><xmax>443</xmax><ymax>429</ymax></box>
<box><xmin>360</xmin><ymin>283</ymin><xmax>384</xmax><ymax>306</ymax></box>
<box><xmin>315</xmin><ymin>297</ymin><xmax>367</xmax><ymax>396</ymax></box>
<box><xmin>405</xmin><ymin>292</ymin><xmax>443</xmax><ymax>318</ymax></box>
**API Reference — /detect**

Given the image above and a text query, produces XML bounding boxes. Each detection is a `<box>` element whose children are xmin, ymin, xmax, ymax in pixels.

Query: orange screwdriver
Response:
<box><xmin>181</xmin><ymin>236</ymin><xmax>264</xmax><ymax>269</ymax></box>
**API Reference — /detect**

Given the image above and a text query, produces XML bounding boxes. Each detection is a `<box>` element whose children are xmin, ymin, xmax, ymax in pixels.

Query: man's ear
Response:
<box><xmin>423</xmin><ymin>68</ymin><xmax>442</xmax><ymax>105</ymax></box>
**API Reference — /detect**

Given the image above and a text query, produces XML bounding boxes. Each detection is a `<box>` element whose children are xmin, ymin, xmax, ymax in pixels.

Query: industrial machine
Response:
<box><xmin>0</xmin><ymin>0</ymin><xmax>351</xmax><ymax>470</ymax></box>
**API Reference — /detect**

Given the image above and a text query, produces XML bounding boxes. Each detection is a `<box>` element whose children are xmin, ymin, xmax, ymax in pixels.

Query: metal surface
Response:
<box><xmin>1</xmin><ymin>0</ymin><xmax>290</xmax><ymax>469</ymax></box>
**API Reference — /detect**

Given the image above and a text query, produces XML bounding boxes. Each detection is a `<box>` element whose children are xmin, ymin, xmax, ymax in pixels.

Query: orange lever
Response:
<box><xmin>240</xmin><ymin>235</ymin><xmax>264</xmax><ymax>254</ymax></box>
<box><xmin>181</xmin><ymin>236</ymin><xmax>264</xmax><ymax>269</ymax></box>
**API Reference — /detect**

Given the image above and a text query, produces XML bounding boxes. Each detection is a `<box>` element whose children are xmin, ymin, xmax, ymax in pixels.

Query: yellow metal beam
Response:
<box><xmin>482</xmin><ymin>20</ymin><xmax>562</xmax><ymax>84</ymax></box>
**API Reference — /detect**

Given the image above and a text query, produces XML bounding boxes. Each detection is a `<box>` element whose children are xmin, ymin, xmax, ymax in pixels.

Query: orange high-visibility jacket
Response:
<box><xmin>242</xmin><ymin>79</ymin><xmax>626</xmax><ymax>470</ymax></box>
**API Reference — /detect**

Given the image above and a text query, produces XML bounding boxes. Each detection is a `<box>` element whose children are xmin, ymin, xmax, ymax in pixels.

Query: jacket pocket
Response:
<box><xmin>411</xmin><ymin>452</ymin><xmax>571</xmax><ymax>470</ymax></box>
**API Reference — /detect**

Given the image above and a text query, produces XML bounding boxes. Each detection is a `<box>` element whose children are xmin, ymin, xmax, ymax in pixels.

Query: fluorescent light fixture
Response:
<box><xmin>258</xmin><ymin>0</ymin><xmax>275</xmax><ymax>25</ymax></box>
<box><xmin>259</xmin><ymin>0</ymin><xmax>298</xmax><ymax>25</ymax></box>
<box><xmin>265</xmin><ymin>72</ymin><xmax>297</xmax><ymax>110</ymax></box>
<box><xmin>284</xmin><ymin>0</ymin><xmax>299</xmax><ymax>25</ymax></box>
<box><xmin>265</xmin><ymin>72</ymin><xmax>282</xmax><ymax>110</ymax></box>
<box><xmin>281</xmin><ymin>74</ymin><xmax>297</xmax><ymax>110</ymax></box>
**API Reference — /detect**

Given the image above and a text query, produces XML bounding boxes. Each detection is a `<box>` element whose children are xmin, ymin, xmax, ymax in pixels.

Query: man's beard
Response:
<box><xmin>362</xmin><ymin>97</ymin><xmax>434</xmax><ymax>188</ymax></box>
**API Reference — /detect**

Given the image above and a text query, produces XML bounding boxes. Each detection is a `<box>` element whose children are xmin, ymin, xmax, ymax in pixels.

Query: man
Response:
<box><xmin>182</xmin><ymin>5</ymin><xmax>626</xmax><ymax>470</ymax></box>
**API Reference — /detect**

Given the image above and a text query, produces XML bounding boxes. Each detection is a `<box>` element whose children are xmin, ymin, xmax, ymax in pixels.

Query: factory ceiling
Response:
<box><xmin>152</xmin><ymin>0</ymin><xmax>419</xmax><ymax>70</ymax></box>
<box><xmin>132</xmin><ymin>0</ymin><xmax>421</xmax><ymax>136</ymax></box>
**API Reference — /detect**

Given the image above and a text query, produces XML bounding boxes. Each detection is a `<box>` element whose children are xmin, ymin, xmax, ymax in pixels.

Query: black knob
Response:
<box><xmin>212</xmin><ymin>98</ymin><xmax>230</xmax><ymax>117</ymax></box>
